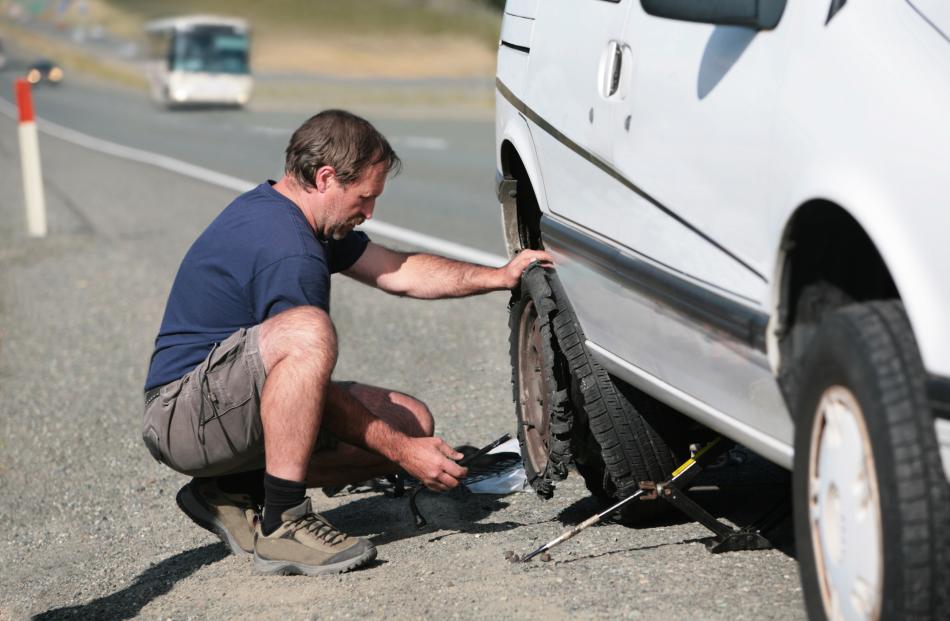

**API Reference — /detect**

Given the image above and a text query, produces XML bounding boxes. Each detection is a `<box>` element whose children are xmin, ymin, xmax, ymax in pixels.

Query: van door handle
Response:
<box><xmin>601</xmin><ymin>40</ymin><xmax>623</xmax><ymax>98</ymax></box>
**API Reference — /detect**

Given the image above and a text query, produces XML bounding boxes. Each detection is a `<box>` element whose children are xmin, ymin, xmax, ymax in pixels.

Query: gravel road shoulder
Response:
<box><xmin>0</xmin><ymin>114</ymin><xmax>805</xmax><ymax>621</ymax></box>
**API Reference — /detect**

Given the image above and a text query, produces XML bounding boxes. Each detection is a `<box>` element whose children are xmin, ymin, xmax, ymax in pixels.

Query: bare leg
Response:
<box><xmin>257</xmin><ymin>306</ymin><xmax>337</xmax><ymax>482</ymax></box>
<box><xmin>304</xmin><ymin>382</ymin><xmax>435</xmax><ymax>487</ymax></box>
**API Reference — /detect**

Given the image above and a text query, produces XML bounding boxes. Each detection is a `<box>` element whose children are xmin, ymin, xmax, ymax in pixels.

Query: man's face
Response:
<box><xmin>322</xmin><ymin>162</ymin><xmax>388</xmax><ymax>241</ymax></box>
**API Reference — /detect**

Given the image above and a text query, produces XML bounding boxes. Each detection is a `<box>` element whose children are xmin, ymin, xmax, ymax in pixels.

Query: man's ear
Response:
<box><xmin>314</xmin><ymin>165</ymin><xmax>336</xmax><ymax>192</ymax></box>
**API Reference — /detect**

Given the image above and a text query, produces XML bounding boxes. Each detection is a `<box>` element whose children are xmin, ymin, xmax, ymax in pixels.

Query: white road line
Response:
<box><xmin>247</xmin><ymin>125</ymin><xmax>291</xmax><ymax>136</ymax></box>
<box><xmin>249</xmin><ymin>131</ymin><xmax>450</xmax><ymax>151</ymax></box>
<box><xmin>399</xmin><ymin>136</ymin><xmax>448</xmax><ymax>151</ymax></box>
<box><xmin>0</xmin><ymin>96</ymin><xmax>506</xmax><ymax>266</ymax></box>
<box><xmin>0</xmin><ymin>95</ymin><xmax>253</xmax><ymax>193</ymax></box>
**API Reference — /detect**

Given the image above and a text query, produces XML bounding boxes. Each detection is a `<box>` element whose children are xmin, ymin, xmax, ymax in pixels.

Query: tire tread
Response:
<box><xmin>793</xmin><ymin>300</ymin><xmax>949</xmax><ymax>619</ymax></box>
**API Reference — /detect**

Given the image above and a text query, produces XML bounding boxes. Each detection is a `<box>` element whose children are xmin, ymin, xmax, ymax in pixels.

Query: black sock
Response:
<box><xmin>216</xmin><ymin>469</ymin><xmax>265</xmax><ymax>505</ymax></box>
<box><xmin>262</xmin><ymin>473</ymin><xmax>306</xmax><ymax>536</ymax></box>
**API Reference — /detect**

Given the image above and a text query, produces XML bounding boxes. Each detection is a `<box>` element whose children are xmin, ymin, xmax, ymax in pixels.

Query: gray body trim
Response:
<box><xmin>500</xmin><ymin>40</ymin><xmax>530</xmax><ymax>53</ymax></box>
<box><xmin>541</xmin><ymin>216</ymin><xmax>769</xmax><ymax>353</ymax></box>
<box><xmin>588</xmin><ymin>342</ymin><xmax>793</xmax><ymax>468</ymax></box>
<box><xmin>928</xmin><ymin>374</ymin><xmax>950</xmax><ymax>421</ymax></box>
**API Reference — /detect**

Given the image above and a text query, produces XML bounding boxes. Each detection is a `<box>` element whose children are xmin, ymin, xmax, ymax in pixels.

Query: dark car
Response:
<box><xmin>25</xmin><ymin>59</ymin><xmax>63</xmax><ymax>85</ymax></box>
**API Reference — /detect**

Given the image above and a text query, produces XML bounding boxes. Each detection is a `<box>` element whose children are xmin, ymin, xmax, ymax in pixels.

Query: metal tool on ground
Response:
<box><xmin>517</xmin><ymin>436</ymin><xmax>787</xmax><ymax>562</ymax></box>
<box><xmin>518</xmin><ymin>438</ymin><xmax>725</xmax><ymax>562</ymax></box>
<box><xmin>410</xmin><ymin>432</ymin><xmax>513</xmax><ymax>529</ymax></box>
<box><xmin>517</xmin><ymin>486</ymin><xmax>649</xmax><ymax>563</ymax></box>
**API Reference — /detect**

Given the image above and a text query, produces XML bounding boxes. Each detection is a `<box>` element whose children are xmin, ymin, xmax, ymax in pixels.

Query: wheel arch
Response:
<box><xmin>774</xmin><ymin>199</ymin><xmax>899</xmax><ymax>331</ymax></box>
<box><xmin>497</xmin><ymin>116</ymin><xmax>548</xmax><ymax>255</ymax></box>
<box><xmin>769</xmin><ymin>199</ymin><xmax>902</xmax><ymax>406</ymax></box>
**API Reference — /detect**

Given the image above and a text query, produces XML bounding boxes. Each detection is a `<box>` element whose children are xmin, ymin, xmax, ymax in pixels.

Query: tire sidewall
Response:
<box><xmin>792</xmin><ymin>309</ymin><xmax>900</xmax><ymax>621</ymax></box>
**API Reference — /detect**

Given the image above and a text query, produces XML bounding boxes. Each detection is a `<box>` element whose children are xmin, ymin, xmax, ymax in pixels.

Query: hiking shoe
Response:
<box><xmin>253</xmin><ymin>498</ymin><xmax>376</xmax><ymax>576</ymax></box>
<box><xmin>176</xmin><ymin>478</ymin><xmax>259</xmax><ymax>557</ymax></box>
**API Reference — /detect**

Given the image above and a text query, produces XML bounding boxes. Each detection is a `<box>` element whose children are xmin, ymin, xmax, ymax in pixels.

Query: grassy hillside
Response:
<box><xmin>1</xmin><ymin>0</ymin><xmax>504</xmax><ymax>109</ymax></box>
<box><xmin>84</xmin><ymin>0</ymin><xmax>502</xmax><ymax>47</ymax></box>
<box><xmin>7</xmin><ymin>0</ymin><xmax>504</xmax><ymax>78</ymax></box>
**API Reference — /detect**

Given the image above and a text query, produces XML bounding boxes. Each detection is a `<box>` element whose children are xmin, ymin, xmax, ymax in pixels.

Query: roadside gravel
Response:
<box><xmin>0</xmin><ymin>113</ymin><xmax>805</xmax><ymax>620</ymax></box>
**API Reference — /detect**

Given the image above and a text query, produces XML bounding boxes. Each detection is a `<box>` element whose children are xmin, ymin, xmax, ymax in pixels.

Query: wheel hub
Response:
<box><xmin>517</xmin><ymin>299</ymin><xmax>551</xmax><ymax>476</ymax></box>
<box><xmin>808</xmin><ymin>386</ymin><xmax>882</xmax><ymax>621</ymax></box>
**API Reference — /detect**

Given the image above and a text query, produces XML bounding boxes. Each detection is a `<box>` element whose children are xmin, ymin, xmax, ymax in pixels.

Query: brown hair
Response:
<box><xmin>284</xmin><ymin>109</ymin><xmax>401</xmax><ymax>189</ymax></box>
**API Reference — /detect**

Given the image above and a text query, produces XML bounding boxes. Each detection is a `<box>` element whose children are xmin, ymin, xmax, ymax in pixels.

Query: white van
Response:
<box><xmin>495</xmin><ymin>1</ymin><xmax>950</xmax><ymax>619</ymax></box>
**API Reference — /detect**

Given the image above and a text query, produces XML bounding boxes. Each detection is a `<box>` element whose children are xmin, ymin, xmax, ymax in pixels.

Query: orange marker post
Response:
<box><xmin>16</xmin><ymin>78</ymin><xmax>47</xmax><ymax>237</ymax></box>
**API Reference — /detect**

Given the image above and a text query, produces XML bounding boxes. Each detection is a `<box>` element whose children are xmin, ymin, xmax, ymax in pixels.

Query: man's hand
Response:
<box><xmin>397</xmin><ymin>436</ymin><xmax>469</xmax><ymax>492</ymax></box>
<box><xmin>497</xmin><ymin>249</ymin><xmax>554</xmax><ymax>290</ymax></box>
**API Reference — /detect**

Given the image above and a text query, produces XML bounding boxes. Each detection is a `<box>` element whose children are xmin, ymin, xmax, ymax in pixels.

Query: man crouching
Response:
<box><xmin>142</xmin><ymin>109</ymin><xmax>551</xmax><ymax>575</ymax></box>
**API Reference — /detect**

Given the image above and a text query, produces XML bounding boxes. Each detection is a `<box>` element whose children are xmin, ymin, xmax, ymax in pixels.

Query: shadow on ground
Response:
<box><xmin>32</xmin><ymin>543</ymin><xmax>228</xmax><ymax>621</ymax></box>
<box><xmin>554</xmin><ymin>456</ymin><xmax>796</xmax><ymax>559</ymax></box>
<box><xmin>322</xmin><ymin>486</ymin><xmax>521</xmax><ymax>547</ymax></box>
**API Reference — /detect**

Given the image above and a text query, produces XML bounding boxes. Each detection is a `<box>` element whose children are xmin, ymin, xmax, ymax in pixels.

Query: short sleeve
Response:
<box><xmin>326</xmin><ymin>231</ymin><xmax>370</xmax><ymax>273</ymax></box>
<box><xmin>249</xmin><ymin>255</ymin><xmax>331</xmax><ymax>321</ymax></box>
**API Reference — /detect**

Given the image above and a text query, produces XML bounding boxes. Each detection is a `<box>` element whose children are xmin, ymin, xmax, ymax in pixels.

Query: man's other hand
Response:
<box><xmin>399</xmin><ymin>437</ymin><xmax>469</xmax><ymax>492</ymax></box>
<box><xmin>498</xmin><ymin>249</ymin><xmax>554</xmax><ymax>290</ymax></box>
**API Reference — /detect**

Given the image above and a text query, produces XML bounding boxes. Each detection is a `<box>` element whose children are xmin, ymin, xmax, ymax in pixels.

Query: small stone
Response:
<box><xmin>539</xmin><ymin>552</ymin><xmax>552</xmax><ymax>562</ymax></box>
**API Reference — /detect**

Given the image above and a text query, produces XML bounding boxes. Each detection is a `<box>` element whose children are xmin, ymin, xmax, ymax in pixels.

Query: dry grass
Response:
<box><xmin>106</xmin><ymin>0</ymin><xmax>502</xmax><ymax>45</ymax></box>
<box><xmin>8</xmin><ymin>0</ymin><xmax>502</xmax><ymax>78</ymax></box>
<box><xmin>0</xmin><ymin>0</ymin><xmax>500</xmax><ymax>115</ymax></box>
<box><xmin>253</xmin><ymin>34</ymin><xmax>496</xmax><ymax>78</ymax></box>
<box><xmin>251</xmin><ymin>78</ymin><xmax>493</xmax><ymax>118</ymax></box>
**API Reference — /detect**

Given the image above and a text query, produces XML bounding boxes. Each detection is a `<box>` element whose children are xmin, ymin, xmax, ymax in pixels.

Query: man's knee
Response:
<box><xmin>392</xmin><ymin>392</ymin><xmax>434</xmax><ymax>437</ymax></box>
<box><xmin>259</xmin><ymin>306</ymin><xmax>337</xmax><ymax>373</ymax></box>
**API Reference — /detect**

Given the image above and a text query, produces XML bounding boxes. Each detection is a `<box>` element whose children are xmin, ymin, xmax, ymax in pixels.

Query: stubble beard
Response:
<box><xmin>329</xmin><ymin>216</ymin><xmax>365</xmax><ymax>241</ymax></box>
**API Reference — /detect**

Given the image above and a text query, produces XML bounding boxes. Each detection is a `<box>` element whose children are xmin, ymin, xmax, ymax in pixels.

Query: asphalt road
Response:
<box><xmin>0</xmin><ymin>77</ymin><xmax>806</xmax><ymax>619</ymax></box>
<box><xmin>0</xmin><ymin>66</ymin><xmax>504</xmax><ymax>258</ymax></box>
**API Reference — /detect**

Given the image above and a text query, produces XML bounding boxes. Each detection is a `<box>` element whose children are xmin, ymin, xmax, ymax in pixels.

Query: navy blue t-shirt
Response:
<box><xmin>145</xmin><ymin>182</ymin><xmax>369</xmax><ymax>390</ymax></box>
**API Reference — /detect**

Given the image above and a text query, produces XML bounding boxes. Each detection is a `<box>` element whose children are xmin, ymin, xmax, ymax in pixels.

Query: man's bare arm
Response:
<box><xmin>321</xmin><ymin>383</ymin><xmax>467</xmax><ymax>491</ymax></box>
<box><xmin>343</xmin><ymin>242</ymin><xmax>553</xmax><ymax>299</ymax></box>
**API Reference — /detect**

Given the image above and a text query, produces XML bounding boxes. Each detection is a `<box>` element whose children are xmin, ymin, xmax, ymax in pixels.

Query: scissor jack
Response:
<box><xmin>517</xmin><ymin>437</ymin><xmax>790</xmax><ymax>562</ymax></box>
<box><xmin>639</xmin><ymin>438</ymin><xmax>789</xmax><ymax>554</ymax></box>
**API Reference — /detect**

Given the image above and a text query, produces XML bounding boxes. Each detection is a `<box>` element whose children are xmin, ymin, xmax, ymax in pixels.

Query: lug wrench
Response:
<box><xmin>518</xmin><ymin>437</ymin><xmax>723</xmax><ymax>562</ymax></box>
<box><xmin>410</xmin><ymin>432</ymin><xmax>512</xmax><ymax>528</ymax></box>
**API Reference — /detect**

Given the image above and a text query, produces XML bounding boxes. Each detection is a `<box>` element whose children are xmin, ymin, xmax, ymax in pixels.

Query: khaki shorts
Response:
<box><xmin>142</xmin><ymin>326</ymin><xmax>337</xmax><ymax>478</ymax></box>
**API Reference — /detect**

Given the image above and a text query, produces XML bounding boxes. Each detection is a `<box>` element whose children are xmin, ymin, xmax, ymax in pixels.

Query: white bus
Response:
<box><xmin>144</xmin><ymin>15</ymin><xmax>252</xmax><ymax>107</ymax></box>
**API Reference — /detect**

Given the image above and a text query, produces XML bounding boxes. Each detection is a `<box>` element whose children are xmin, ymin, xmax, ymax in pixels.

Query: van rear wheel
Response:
<box><xmin>791</xmin><ymin>301</ymin><xmax>950</xmax><ymax>620</ymax></box>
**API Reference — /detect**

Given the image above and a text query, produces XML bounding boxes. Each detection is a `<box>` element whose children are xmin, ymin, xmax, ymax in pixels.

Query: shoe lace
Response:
<box><xmin>290</xmin><ymin>513</ymin><xmax>347</xmax><ymax>545</ymax></box>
